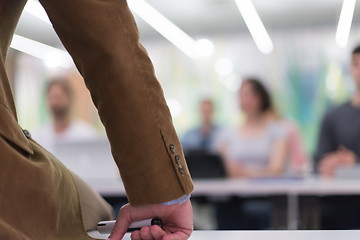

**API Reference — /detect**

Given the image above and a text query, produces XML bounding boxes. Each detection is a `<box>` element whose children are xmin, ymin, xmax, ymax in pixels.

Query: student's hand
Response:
<box><xmin>337</xmin><ymin>146</ymin><xmax>357</xmax><ymax>166</ymax></box>
<box><xmin>319</xmin><ymin>152</ymin><xmax>341</xmax><ymax>177</ymax></box>
<box><xmin>109</xmin><ymin>199</ymin><xmax>193</xmax><ymax>240</ymax></box>
<box><xmin>226</xmin><ymin>161</ymin><xmax>247</xmax><ymax>178</ymax></box>
<box><xmin>319</xmin><ymin>147</ymin><xmax>357</xmax><ymax>177</ymax></box>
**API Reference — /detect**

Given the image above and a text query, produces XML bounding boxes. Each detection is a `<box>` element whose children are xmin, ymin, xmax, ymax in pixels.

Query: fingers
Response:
<box><xmin>130</xmin><ymin>225</ymin><xmax>166</xmax><ymax>240</ymax></box>
<box><xmin>131</xmin><ymin>230</ymin><xmax>141</xmax><ymax>240</ymax></box>
<box><xmin>114</xmin><ymin>199</ymin><xmax>193</xmax><ymax>240</ymax></box>
<box><xmin>323</xmin><ymin>146</ymin><xmax>356</xmax><ymax>166</ymax></box>
<box><xmin>139</xmin><ymin>227</ymin><xmax>153</xmax><ymax>240</ymax></box>
<box><xmin>149</xmin><ymin>225</ymin><xmax>167</xmax><ymax>239</ymax></box>
<box><xmin>319</xmin><ymin>165</ymin><xmax>334</xmax><ymax>177</ymax></box>
<box><xmin>109</xmin><ymin>204</ymin><xmax>131</xmax><ymax>240</ymax></box>
<box><xmin>162</xmin><ymin>231</ymin><xmax>191</xmax><ymax>240</ymax></box>
<box><xmin>319</xmin><ymin>159</ymin><xmax>336</xmax><ymax>177</ymax></box>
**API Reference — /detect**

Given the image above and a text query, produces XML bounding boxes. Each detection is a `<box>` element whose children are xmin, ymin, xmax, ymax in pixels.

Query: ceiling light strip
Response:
<box><xmin>10</xmin><ymin>34</ymin><xmax>71</xmax><ymax>68</ymax></box>
<box><xmin>128</xmin><ymin>0</ymin><xmax>198</xmax><ymax>58</ymax></box>
<box><xmin>335</xmin><ymin>0</ymin><xmax>356</xmax><ymax>48</ymax></box>
<box><xmin>234</xmin><ymin>0</ymin><xmax>274</xmax><ymax>54</ymax></box>
<box><xmin>22</xmin><ymin>0</ymin><xmax>209</xmax><ymax>59</ymax></box>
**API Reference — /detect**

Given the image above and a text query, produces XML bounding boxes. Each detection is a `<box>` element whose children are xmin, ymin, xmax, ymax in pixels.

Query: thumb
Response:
<box><xmin>109</xmin><ymin>204</ymin><xmax>131</xmax><ymax>240</ymax></box>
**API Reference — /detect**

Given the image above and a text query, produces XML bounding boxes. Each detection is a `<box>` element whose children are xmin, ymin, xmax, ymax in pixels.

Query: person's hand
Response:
<box><xmin>337</xmin><ymin>146</ymin><xmax>357</xmax><ymax>166</ymax></box>
<box><xmin>226</xmin><ymin>161</ymin><xmax>247</xmax><ymax>178</ymax></box>
<box><xmin>319</xmin><ymin>152</ymin><xmax>341</xmax><ymax>177</ymax></box>
<box><xmin>319</xmin><ymin>146</ymin><xmax>357</xmax><ymax>177</ymax></box>
<box><xmin>109</xmin><ymin>199</ymin><xmax>193</xmax><ymax>240</ymax></box>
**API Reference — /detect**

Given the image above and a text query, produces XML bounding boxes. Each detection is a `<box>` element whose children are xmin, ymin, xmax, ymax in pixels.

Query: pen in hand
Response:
<box><xmin>97</xmin><ymin>218</ymin><xmax>163</xmax><ymax>234</ymax></box>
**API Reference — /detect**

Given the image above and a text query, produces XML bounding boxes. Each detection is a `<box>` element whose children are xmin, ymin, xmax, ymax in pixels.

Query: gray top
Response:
<box><xmin>315</xmin><ymin>102</ymin><xmax>360</xmax><ymax>168</ymax></box>
<box><xmin>216</xmin><ymin>122</ymin><xmax>286</xmax><ymax>167</ymax></box>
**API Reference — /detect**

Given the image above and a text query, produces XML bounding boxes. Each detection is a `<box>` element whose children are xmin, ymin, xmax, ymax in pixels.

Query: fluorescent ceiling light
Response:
<box><xmin>336</xmin><ymin>0</ymin><xmax>356</xmax><ymax>48</ymax></box>
<box><xmin>128</xmin><ymin>0</ymin><xmax>211</xmax><ymax>58</ymax></box>
<box><xmin>23</xmin><ymin>0</ymin><xmax>213</xmax><ymax>59</ymax></box>
<box><xmin>195</xmin><ymin>39</ymin><xmax>214</xmax><ymax>57</ymax></box>
<box><xmin>24</xmin><ymin>0</ymin><xmax>51</xmax><ymax>25</ymax></box>
<box><xmin>234</xmin><ymin>0</ymin><xmax>274</xmax><ymax>54</ymax></box>
<box><xmin>10</xmin><ymin>34</ymin><xmax>72</xmax><ymax>68</ymax></box>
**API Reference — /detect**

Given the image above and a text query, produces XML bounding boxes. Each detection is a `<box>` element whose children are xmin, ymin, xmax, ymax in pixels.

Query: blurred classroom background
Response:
<box><xmin>6</xmin><ymin>0</ymin><xmax>360</xmax><ymax>231</ymax></box>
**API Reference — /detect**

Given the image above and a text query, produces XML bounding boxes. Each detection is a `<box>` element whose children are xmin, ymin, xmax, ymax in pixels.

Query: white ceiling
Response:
<box><xmin>14</xmin><ymin>0</ymin><xmax>360</xmax><ymax>49</ymax></box>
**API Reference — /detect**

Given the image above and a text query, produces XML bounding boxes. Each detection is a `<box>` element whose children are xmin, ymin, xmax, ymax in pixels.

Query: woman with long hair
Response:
<box><xmin>217</xmin><ymin>78</ymin><xmax>288</xmax><ymax>178</ymax></box>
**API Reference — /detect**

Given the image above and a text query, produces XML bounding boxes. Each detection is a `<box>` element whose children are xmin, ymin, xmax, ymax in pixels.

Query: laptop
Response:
<box><xmin>185</xmin><ymin>150</ymin><xmax>226</xmax><ymax>179</ymax></box>
<box><xmin>53</xmin><ymin>138</ymin><xmax>120</xmax><ymax>181</ymax></box>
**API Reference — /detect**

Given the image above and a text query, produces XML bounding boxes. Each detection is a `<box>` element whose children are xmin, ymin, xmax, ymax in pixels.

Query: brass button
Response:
<box><xmin>23</xmin><ymin>129</ymin><xmax>32</xmax><ymax>139</ymax></box>
<box><xmin>178</xmin><ymin>164</ymin><xmax>184</xmax><ymax>174</ymax></box>
<box><xmin>169</xmin><ymin>144</ymin><xmax>176</xmax><ymax>153</ymax></box>
<box><xmin>175</xmin><ymin>155</ymin><xmax>180</xmax><ymax>163</ymax></box>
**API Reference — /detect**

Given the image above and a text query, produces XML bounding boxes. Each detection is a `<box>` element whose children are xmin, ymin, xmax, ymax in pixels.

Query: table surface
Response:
<box><xmin>85</xmin><ymin>177</ymin><xmax>360</xmax><ymax>197</ymax></box>
<box><xmin>88</xmin><ymin>230</ymin><xmax>360</xmax><ymax>240</ymax></box>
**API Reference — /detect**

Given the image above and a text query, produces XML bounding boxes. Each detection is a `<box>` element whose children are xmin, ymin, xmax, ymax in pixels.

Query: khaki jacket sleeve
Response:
<box><xmin>38</xmin><ymin>0</ymin><xmax>193</xmax><ymax>205</ymax></box>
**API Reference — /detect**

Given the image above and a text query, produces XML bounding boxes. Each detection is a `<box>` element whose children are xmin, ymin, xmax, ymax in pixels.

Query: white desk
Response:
<box><xmin>85</xmin><ymin>178</ymin><xmax>360</xmax><ymax>230</ymax></box>
<box><xmin>88</xmin><ymin>230</ymin><xmax>360</xmax><ymax>240</ymax></box>
<box><xmin>194</xmin><ymin>178</ymin><xmax>360</xmax><ymax>195</ymax></box>
<box><xmin>194</xmin><ymin>178</ymin><xmax>360</xmax><ymax>229</ymax></box>
<box><xmin>84</xmin><ymin>178</ymin><xmax>360</xmax><ymax>197</ymax></box>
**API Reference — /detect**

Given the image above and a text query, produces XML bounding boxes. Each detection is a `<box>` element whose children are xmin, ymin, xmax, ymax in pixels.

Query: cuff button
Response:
<box><xmin>178</xmin><ymin>164</ymin><xmax>185</xmax><ymax>174</ymax></box>
<box><xmin>23</xmin><ymin>129</ymin><xmax>32</xmax><ymax>139</ymax></box>
<box><xmin>169</xmin><ymin>144</ymin><xmax>176</xmax><ymax>153</ymax></box>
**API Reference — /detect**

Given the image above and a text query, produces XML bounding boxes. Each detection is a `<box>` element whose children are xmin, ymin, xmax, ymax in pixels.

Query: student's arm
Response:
<box><xmin>267</xmin><ymin>136</ymin><xmax>288</xmax><ymax>175</ymax></box>
<box><xmin>214</xmin><ymin>130</ymin><xmax>243</xmax><ymax>178</ymax></box>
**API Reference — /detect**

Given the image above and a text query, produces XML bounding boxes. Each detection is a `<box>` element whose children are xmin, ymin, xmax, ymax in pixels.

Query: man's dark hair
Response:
<box><xmin>352</xmin><ymin>45</ymin><xmax>360</xmax><ymax>55</ymax></box>
<box><xmin>242</xmin><ymin>77</ymin><xmax>272</xmax><ymax>113</ymax></box>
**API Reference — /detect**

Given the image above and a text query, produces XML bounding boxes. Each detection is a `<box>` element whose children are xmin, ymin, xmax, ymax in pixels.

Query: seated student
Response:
<box><xmin>181</xmin><ymin>99</ymin><xmax>221</xmax><ymax>154</ymax></box>
<box><xmin>181</xmin><ymin>99</ymin><xmax>223</xmax><ymax>230</ymax></box>
<box><xmin>314</xmin><ymin>45</ymin><xmax>360</xmax><ymax>229</ymax></box>
<box><xmin>215</xmin><ymin>78</ymin><xmax>289</xmax><ymax>230</ymax></box>
<box><xmin>217</xmin><ymin>78</ymin><xmax>288</xmax><ymax>179</ymax></box>
<box><xmin>32</xmin><ymin>78</ymin><xmax>98</xmax><ymax>153</ymax></box>
<box><xmin>315</xmin><ymin>46</ymin><xmax>360</xmax><ymax>175</ymax></box>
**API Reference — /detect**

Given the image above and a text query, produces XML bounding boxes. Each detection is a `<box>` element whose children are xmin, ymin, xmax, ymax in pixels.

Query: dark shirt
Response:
<box><xmin>314</xmin><ymin>102</ymin><xmax>360</xmax><ymax>169</ymax></box>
